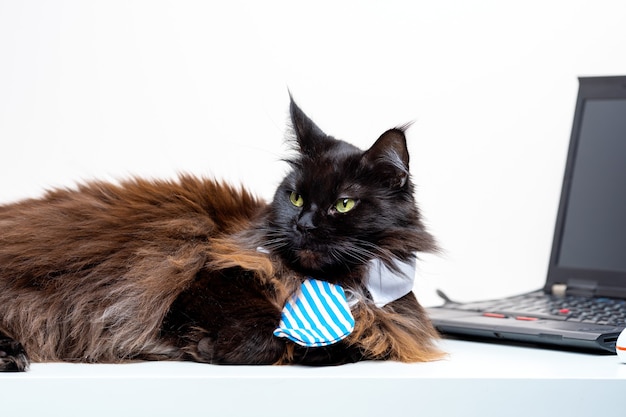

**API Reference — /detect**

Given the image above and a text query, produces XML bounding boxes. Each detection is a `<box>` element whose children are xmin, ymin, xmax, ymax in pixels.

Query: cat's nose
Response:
<box><xmin>296</xmin><ymin>210</ymin><xmax>317</xmax><ymax>233</ymax></box>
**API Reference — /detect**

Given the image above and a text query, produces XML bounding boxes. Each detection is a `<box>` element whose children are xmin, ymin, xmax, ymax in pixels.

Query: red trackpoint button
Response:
<box><xmin>483</xmin><ymin>312</ymin><xmax>507</xmax><ymax>318</ymax></box>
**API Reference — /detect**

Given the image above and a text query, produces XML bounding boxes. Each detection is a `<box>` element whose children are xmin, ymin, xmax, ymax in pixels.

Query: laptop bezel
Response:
<box><xmin>545</xmin><ymin>76</ymin><xmax>626</xmax><ymax>298</ymax></box>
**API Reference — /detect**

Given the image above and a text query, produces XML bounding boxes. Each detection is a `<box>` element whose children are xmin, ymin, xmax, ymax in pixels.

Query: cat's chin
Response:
<box><xmin>295</xmin><ymin>249</ymin><xmax>325</xmax><ymax>271</ymax></box>
<box><xmin>289</xmin><ymin>249</ymin><xmax>354</xmax><ymax>279</ymax></box>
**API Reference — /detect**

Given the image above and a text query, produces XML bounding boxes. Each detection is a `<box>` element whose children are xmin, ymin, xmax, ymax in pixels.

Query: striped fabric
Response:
<box><xmin>273</xmin><ymin>278</ymin><xmax>355</xmax><ymax>347</ymax></box>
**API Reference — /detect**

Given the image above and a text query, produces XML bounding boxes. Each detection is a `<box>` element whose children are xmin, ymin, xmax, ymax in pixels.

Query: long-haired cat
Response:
<box><xmin>0</xmin><ymin>98</ymin><xmax>442</xmax><ymax>371</ymax></box>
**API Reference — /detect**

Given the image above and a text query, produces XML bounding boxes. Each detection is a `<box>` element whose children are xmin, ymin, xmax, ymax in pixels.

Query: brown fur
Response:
<box><xmin>0</xmin><ymin>177</ymin><xmax>254</xmax><ymax>362</ymax></box>
<box><xmin>0</xmin><ymin>175</ymin><xmax>442</xmax><ymax>369</ymax></box>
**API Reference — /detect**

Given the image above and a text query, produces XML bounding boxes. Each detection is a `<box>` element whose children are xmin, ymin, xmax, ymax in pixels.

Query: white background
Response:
<box><xmin>1</xmin><ymin>0</ymin><xmax>626</xmax><ymax>306</ymax></box>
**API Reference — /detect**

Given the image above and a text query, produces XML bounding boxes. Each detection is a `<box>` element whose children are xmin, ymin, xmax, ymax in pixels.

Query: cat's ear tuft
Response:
<box><xmin>289</xmin><ymin>94</ymin><xmax>327</xmax><ymax>157</ymax></box>
<box><xmin>362</xmin><ymin>127</ymin><xmax>410</xmax><ymax>189</ymax></box>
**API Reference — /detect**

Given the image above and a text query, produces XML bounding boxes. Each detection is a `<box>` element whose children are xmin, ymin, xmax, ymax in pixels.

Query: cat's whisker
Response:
<box><xmin>339</xmin><ymin>242</ymin><xmax>381</xmax><ymax>260</ymax></box>
<box><xmin>258</xmin><ymin>230</ymin><xmax>291</xmax><ymax>251</ymax></box>
<box><xmin>328</xmin><ymin>247</ymin><xmax>354</xmax><ymax>270</ymax></box>
<box><xmin>349</xmin><ymin>239</ymin><xmax>396</xmax><ymax>262</ymax></box>
<box><xmin>331</xmin><ymin>245</ymin><xmax>372</xmax><ymax>265</ymax></box>
<box><xmin>260</xmin><ymin>239</ymin><xmax>290</xmax><ymax>251</ymax></box>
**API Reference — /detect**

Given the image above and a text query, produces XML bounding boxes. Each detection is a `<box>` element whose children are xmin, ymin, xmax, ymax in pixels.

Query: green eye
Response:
<box><xmin>289</xmin><ymin>191</ymin><xmax>304</xmax><ymax>207</ymax></box>
<box><xmin>335</xmin><ymin>198</ymin><xmax>356</xmax><ymax>213</ymax></box>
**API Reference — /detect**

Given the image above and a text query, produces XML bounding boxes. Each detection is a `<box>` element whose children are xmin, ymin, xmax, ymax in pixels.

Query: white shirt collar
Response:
<box><xmin>364</xmin><ymin>256</ymin><xmax>416</xmax><ymax>307</ymax></box>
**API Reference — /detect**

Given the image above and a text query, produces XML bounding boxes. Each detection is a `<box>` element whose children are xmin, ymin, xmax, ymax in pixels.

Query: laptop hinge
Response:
<box><xmin>552</xmin><ymin>279</ymin><xmax>598</xmax><ymax>297</ymax></box>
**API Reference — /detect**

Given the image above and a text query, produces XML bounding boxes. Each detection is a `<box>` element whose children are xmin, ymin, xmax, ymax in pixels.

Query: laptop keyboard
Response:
<box><xmin>456</xmin><ymin>292</ymin><xmax>626</xmax><ymax>326</ymax></box>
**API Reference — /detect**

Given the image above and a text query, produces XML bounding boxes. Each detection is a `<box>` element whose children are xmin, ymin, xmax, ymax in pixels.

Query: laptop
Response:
<box><xmin>427</xmin><ymin>75</ymin><xmax>626</xmax><ymax>353</ymax></box>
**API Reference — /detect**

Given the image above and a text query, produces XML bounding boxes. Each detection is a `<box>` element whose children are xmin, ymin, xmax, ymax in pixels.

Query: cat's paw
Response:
<box><xmin>196</xmin><ymin>336</ymin><xmax>215</xmax><ymax>362</ymax></box>
<box><xmin>0</xmin><ymin>336</ymin><xmax>30</xmax><ymax>372</ymax></box>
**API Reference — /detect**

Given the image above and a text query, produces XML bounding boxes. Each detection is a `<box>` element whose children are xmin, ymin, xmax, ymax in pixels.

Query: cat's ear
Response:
<box><xmin>289</xmin><ymin>95</ymin><xmax>328</xmax><ymax>157</ymax></box>
<box><xmin>362</xmin><ymin>127</ymin><xmax>410</xmax><ymax>189</ymax></box>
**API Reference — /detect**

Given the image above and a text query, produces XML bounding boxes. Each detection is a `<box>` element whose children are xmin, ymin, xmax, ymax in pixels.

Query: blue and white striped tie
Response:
<box><xmin>273</xmin><ymin>278</ymin><xmax>355</xmax><ymax>347</ymax></box>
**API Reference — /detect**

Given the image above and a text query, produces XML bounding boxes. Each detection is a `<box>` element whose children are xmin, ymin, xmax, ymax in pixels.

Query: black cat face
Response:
<box><xmin>265</xmin><ymin>98</ymin><xmax>435</xmax><ymax>279</ymax></box>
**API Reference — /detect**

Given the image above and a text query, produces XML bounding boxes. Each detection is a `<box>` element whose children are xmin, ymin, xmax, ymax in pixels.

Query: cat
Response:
<box><xmin>0</xmin><ymin>97</ymin><xmax>443</xmax><ymax>371</ymax></box>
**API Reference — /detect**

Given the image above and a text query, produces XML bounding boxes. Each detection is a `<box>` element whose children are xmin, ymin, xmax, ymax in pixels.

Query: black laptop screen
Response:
<box><xmin>557</xmin><ymin>98</ymin><xmax>626</xmax><ymax>273</ymax></box>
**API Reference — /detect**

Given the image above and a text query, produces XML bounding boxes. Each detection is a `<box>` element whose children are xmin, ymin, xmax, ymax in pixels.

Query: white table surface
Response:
<box><xmin>2</xmin><ymin>338</ymin><xmax>624</xmax><ymax>416</ymax></box>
